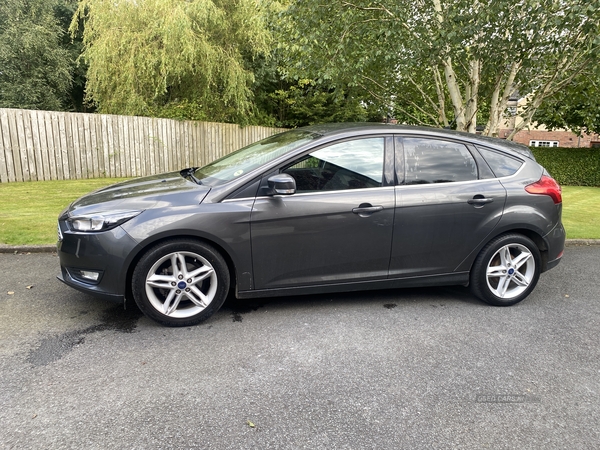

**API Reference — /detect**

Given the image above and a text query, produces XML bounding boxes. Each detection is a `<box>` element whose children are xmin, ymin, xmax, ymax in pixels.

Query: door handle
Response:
<box><xmin>467</xmin><ymin>197</ymin><xmax>494</xmax><ymax>206</ymax></box>
<box><xmin>352</xmin><ymin>204</ymin><xmax>384</xmax><ymax>215</ymax></box>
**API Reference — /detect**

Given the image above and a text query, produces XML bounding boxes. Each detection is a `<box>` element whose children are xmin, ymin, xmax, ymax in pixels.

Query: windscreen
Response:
<box><xmin>193</xmin><ymin>130</ymin><xmax>320</xmax><ymax>186</ymax></box>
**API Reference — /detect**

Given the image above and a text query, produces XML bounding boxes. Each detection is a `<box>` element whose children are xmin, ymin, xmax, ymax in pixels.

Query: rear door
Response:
<box><xmin>390</xmin><ymin>136</ymin><xmax>506</xmax><ymax>277</ymax></box>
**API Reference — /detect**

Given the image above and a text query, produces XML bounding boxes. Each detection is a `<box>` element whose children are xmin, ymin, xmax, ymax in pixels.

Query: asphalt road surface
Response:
<box><xmin>1</xmin><ymin>246</ymin><xmax>599</xmax><ymax>449</ymax></box>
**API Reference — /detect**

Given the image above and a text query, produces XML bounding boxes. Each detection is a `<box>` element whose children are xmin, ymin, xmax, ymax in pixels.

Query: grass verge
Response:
<box><xmin>0</xmin><ymin>178</ymin><xmax>129</xmax><ymax>245</ymax></box>
<box><xmin>561</xmin><ymin>186</ymin><xmax>600</xmax><ymax>239</ymax></box>
<box><xmin>0</xmin><ymin>180</ymin><xmax>598</xmax><ymax>245</ymax></box>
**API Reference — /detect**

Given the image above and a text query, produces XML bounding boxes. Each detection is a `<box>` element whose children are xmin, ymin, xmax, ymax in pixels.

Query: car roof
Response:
<box><xmin>299</xmin><ymin>123</ymin><xmax>535</xmax><ymax>160</ymax></box>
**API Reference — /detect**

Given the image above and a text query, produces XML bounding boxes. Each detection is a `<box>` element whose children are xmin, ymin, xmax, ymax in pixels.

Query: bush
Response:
<box><xmin>531</xmin><ymin>147</ymin><xmax>600</xmax><ymax>187</ymax></box>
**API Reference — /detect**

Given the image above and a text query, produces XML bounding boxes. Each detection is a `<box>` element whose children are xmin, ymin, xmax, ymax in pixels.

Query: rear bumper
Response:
<box><xmin>546</xmin><ymin>254</ymin><xmax>563</xmax><ymax>271</ymax></box>
<box><xmin>542</xmin><ymin>221</ymin><xmax>566</xmax><ymax>273</ymax></box>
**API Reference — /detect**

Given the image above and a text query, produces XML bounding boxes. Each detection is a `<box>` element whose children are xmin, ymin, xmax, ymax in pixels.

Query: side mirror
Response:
<box><xmin>267</xmin><ymin>173</ymin><xmax>296</xmax><ymax>195</ymax></box>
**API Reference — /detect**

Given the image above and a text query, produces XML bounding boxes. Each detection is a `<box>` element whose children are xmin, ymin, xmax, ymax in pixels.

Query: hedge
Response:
<box><xmin>530</xmin><ymin>147</ymin><xmax>600</xmax><ymax>187</ymax></box>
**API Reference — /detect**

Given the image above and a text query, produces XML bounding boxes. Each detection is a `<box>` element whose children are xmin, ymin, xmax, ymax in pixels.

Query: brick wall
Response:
<box><xmin>498</xmin><ymin>129</ymin><xmax>600</xmax><ymax>148</ymax></box>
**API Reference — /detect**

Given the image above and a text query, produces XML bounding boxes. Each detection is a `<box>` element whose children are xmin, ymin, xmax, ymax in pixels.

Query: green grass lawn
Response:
<box><xmin>0</xmin><ymin>180</ymin><xmax>598</xmax><ymax>245</ymax></box>
<box><xmin>0</xmin><ymin>178</ymin><xmax>129</xmax><ymax>245</ymax></box>
<box><xmin>561</xmin><ymin>186</ymin><xmax>600</xmax><ymax>239</ymax></box>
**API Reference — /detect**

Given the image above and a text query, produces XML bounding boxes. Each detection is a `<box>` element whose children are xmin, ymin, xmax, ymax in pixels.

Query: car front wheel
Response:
<box><xmin>132</xmin><ymin>239</ymin><xmax>230</xmax><ymax>326</ymax></box>
<box><xmin>470</xmin><ymin>233</ymin><xmax>541</xmax><ymax>306</ymax></box>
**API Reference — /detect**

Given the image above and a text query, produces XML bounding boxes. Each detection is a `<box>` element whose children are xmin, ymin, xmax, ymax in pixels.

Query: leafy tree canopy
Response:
<box><xmin>0</xmin><ymin>0</ymin><xmax>73</xmax><ymax>110</ymax></box>
<box><xmin>249</xmin><ymin>52</ymin><xmax>382</xmax><ymax>127</ymax></box>
<box><xmin>55</xmin><ymin>0</ymin><xmax>89</xmax><ymax>112</ymax></box>
<box><xmin>73</xmin><ymin>0</ymin><xmax>274</xmax><ymax>122</ymax></box>
<box><xmin>534</xmin><ymin>68</ymin><xmax>600</xmax><ymax>135</ymax></box>
<box><xmin>279</xmin><ymin>0</ymin><xmax>600</xmax><ymax>137</ymax></box>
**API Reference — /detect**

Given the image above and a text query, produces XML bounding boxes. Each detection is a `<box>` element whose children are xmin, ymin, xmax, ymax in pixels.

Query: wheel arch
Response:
<box><xmin>123</xmin><ymin>233</ymin><xmax>239</xmax><ymax>303</ymax></box>
<box><xmin>511</xmin><ymin>228</ymin><xmax>549</xmax><ymax>272</ymax></box>
<box><xmin>458</xmin><ymin>226</ymin><xmax>550</xmax><ymax>275</ymax></box>
<box><xmin>468</xmin><ymin>230</ymin><xmax>543</xmax><ymax>306</ymax></box>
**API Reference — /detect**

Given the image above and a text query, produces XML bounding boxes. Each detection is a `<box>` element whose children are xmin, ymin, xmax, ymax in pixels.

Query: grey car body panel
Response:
<box><xmin>391</xmin><ymin>179</ymin><xmax>507</xmax><ymax>277</ymax></box>
<box><xmin>57</xmin><ymin>223</ymin><xmax>139</xmax><ymax>300</ymax></box>
<box><xmin>60</xmin><ymin>173</ymin><xmax>214</xmax><ymax>295</ymax></box>
<box><xmin>544</xmin><ymin>219</ymin><xmax>566</xmax><ymax>268</ymax></box>
<box><xmin>67</xmin><ymin>171</ymin><xmax>207</xmax><ymax>216</ymax></box>
<box><xmin>56</xmin><ymin>123</ymin><xmax>565</xmax><ymax>303</ymax></box>
<box><xmin>236</xmin><ymin>272</ymin><xmax>470</xmax><ymax>299</ymax></box>
<box><xmin>251</xmin><ymin>187</ymin><xmax>395</xmax><ymax>289</ymax></box>
<box><xmin>452</xmin><ymin>162</ymin><xmax>563</xmax><ymax>273</ymax></box>
<box><xmin>120</xmin><ymin>199</ymin><xmax>255</xmax><ymax>291</ymax></box>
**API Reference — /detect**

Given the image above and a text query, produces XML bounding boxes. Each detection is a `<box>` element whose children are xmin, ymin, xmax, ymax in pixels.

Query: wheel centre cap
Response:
<box><xmin>177</xmin><ymin>281</ymin><xmax>187</xmax><ymax>289</ymax></box>
<box><xmin>508</xmin><ymin>268</ymin><xmax>515</xmax><ymax>275</ymax></box>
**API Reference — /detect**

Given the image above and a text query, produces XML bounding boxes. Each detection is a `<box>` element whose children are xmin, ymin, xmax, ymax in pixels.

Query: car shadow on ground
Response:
<box><xmin>28</xmin><ymin>285</ymin><xmax>483</xmax><ymax>365</ymax></box>
<box><xmin>70</xmin><ymin>284</ymin><xmax>483</xmax><ymax>332</ymax></box>
<box><xmin>219</xmin><ymin>285</ymin><xmax>483</xmax><ymax>323</ymax></box>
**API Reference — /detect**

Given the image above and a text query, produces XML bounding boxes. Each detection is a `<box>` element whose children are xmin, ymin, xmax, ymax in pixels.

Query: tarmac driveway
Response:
<box><xmin>1</xmin><ymin>246</ymin><xmax>599</xmax><ymax>449</ymax></box>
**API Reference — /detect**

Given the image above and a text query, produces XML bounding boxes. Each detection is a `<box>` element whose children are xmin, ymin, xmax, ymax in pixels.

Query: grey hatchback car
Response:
<box><xmin>57</xmin><ymin>124</ymin><xmax>565</xmax><ymax>326</ymax></box>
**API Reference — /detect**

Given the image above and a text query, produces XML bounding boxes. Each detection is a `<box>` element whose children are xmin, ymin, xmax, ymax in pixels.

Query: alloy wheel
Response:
<box><xmin>144</xmin><ymin>251</ymin><xmax>217</xmax><ymax>318</ymax></box>
<box><xmin>485</xmin><ymin>243</ymin><xmax>535</xmax><ymax>300</ymax></box>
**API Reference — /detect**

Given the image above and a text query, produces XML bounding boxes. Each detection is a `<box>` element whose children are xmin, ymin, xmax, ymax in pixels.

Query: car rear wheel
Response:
<box><xmin>132</xmin><ymin>239</ymin><xmax>230</xmax><ymax>326</ymax></box>
<box><xmin>470</xmin><ymin>233</ymin><xmax>541</xmax><ymax>306</ymax></box>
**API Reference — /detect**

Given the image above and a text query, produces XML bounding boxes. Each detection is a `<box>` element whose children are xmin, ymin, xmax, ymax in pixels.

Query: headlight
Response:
<box><xmin>68</xmin><ymin>210</ymin><xmax>142</xmax><ymax>232</ymax></box>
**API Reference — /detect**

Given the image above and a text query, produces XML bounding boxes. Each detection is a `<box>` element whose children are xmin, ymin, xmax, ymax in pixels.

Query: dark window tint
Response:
<box><xmin>402</xmin><ymin>138</ymin><xmax>477</xmax><ymax>185</ymax></box>
<box><xmin>477</xmin><ymin>147</ymin><xmax>523</xmax><ymax>178</ymax></box>
<box><xmin>283</xmin><ymin>138</ymin><xmax>384</xmax><ymax>192</ymax></box>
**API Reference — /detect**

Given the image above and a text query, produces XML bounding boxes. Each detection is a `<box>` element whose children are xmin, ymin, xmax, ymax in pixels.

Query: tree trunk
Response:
<box><xmin>433</xmin><ymin>66</ymin><xmax>449</xmax><ymax>127</ymax></box>
<box><xmin>483</xmin><ymin>62</ymin><xmax>520</xmax><ymax>138</ymax></box>
<box><xmin>443</xmin><ymin>57</ymin><xmax>466</xmax><ymax>131</ymax></box>
<box><xmin>465</xmin><ymin>59</ymin><xmax>480</xmax><ymax>133</ymax></box>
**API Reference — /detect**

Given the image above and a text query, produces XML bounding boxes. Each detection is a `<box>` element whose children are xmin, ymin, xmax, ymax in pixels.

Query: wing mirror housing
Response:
<box><xmin>267</xmin><ymin>173</ymin><xmax>296</xmax><ymax>195</ymax></box>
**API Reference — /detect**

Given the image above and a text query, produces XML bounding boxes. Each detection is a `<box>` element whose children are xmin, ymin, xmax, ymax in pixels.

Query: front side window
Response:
<box><xmin>402</xmin><ymin>138</ymin><xmax>478</xmax><ymax>185</ymax></box>
<box><xmin>283</xmin><ymin>138</ymin><xmax>385</xmax><ymax>192</ymax></box>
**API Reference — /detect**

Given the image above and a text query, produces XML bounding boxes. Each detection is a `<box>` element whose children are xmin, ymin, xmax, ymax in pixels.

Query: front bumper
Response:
<box><xmin>57</xmin><ymin>272</ymin><xmax>123</xmax><ymax>303</ymax></box>
<box><xmin>57</xmin><ymin>221</ymin><xmax>139</xmax><ymax>301</ymax></box>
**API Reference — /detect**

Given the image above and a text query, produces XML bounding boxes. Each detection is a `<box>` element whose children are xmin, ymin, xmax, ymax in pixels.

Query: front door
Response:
<box><xmin>250</xmin><ymin>137</ymin><xmax>395</xmax><ymax>290</ymax></box>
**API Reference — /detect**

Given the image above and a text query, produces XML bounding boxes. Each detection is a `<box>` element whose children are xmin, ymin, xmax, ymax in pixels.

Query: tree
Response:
<box><xmin>0</xmin><ymin>0</ymin><xmax>73</xmax><ymax>110</ymax></box>
<box><xmin>73</xmin><ymin>0</ymin><xmax>273</xmax><ymax>122</ymax></box>
<box><xmin>249</xmin><ymin>53</ymin><xmax>382</xmax><ymax>127</ymax></box>
<box><xmin>534</xmin><ymin>69</ymin><xmax>600</xmax><ymax>135</ymax></box>
<box><xmin>279</xmin><ymin>0</ymin><xmax>600</xmax><ymax>137</ymax></box>
<box><xmin>259</xmin><ymin>78</ymin><xmax>381</xmax><ymax>127</ymax></box>
<box><xmin>55</xmin><ymin>0</ymin><xmax>90</xmax><ymax>112</ymax></box>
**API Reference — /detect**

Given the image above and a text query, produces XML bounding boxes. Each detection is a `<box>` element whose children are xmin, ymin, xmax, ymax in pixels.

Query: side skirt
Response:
<box><xmin>236</xmin><ymin>272</ymin><xmax>470</xmax><ymax>299</ymax></box>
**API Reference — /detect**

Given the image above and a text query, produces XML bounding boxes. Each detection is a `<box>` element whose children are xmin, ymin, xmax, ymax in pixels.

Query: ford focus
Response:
<box><xmin>57</xmin><ymin>124</ymin><xmax>565</xmax><ymax>326</ymax></box>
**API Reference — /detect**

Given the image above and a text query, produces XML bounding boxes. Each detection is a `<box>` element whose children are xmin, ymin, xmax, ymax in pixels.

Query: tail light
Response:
<box><xmin>525</xmin><ymin>175</ymin><xmax>562</xmax><ymax>204</ymax></box>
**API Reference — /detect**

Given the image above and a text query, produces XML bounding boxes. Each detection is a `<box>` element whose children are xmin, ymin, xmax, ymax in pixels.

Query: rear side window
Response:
<box><xmin>477</xmin><ymin>147</ymin><xmax>523</xmax><ymax>178</ymax></box>
<box><xmin>402</xmin><ymin>138</ymin><xmax>478</xmax><ymax>184</ymax></box>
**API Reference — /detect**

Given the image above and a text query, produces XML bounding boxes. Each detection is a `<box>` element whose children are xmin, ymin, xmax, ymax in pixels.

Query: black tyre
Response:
<box><xmin>470</xmin><ymin>233</ymin><xmax>541</xmax><ymax>306</ymax></box>
<box><xmin>132</xmin><ymin>239</ymin><xmax>230</xmax><ymax>326</ymax></box>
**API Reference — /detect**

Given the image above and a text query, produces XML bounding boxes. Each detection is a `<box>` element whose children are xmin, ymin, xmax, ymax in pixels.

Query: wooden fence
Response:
<box><xmin>0</xmin><ymin>108</ymin><xmax>285</xmax><ymax>183</ymax></box>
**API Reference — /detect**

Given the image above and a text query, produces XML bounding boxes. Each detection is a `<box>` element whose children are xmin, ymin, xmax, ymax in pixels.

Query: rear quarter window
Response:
<box><xmin>477</xmin><ymin>147</ymin><xmax>523</xmax><ymax>178</ymax></box>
